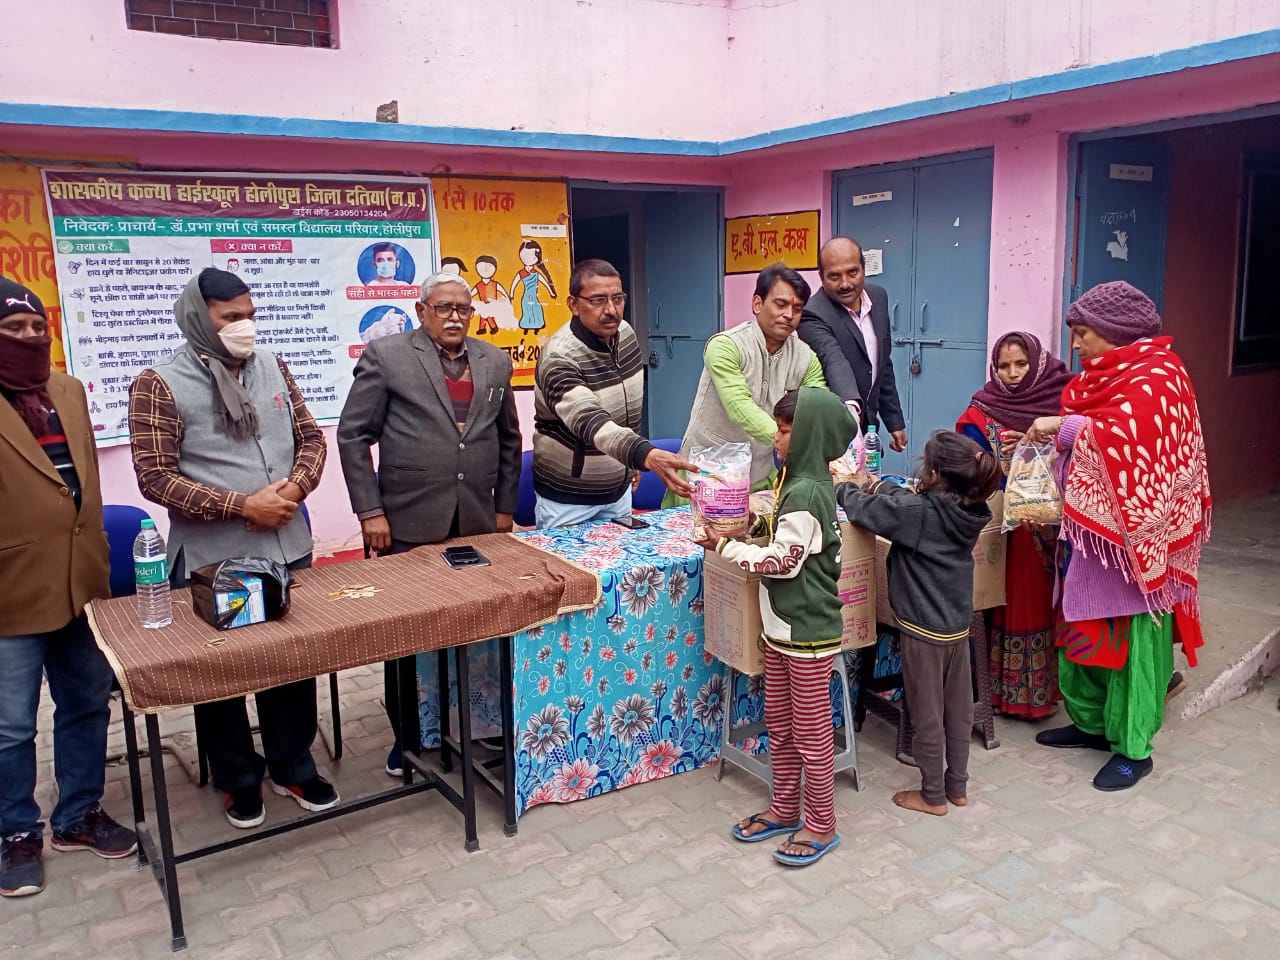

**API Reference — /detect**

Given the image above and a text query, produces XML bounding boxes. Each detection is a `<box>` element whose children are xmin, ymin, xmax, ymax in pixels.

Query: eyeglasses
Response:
<box><xmin>428</xmin><ymin>303</ymin><xmax>475</xmax><ymax>320</ymax></box>
<box><xmin>578</xmin><ymin>293</ymin><xmax>628</xmax><ymax>310</ymax></box>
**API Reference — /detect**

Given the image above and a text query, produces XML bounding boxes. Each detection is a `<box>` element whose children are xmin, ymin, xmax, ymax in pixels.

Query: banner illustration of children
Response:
<box><xmin>470</xmin><ymin>254</ymin><xmax>515</xmax><ymax>335</ymax></box>
<box><xmin>512</xmin><ymin>239</ymin><xmax>557</xmax><ymax>331</ymax></box>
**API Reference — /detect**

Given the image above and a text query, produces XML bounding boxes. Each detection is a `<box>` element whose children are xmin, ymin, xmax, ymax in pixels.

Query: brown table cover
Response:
<box><xmin>88</xmin><ymin>533</ymin><xmax>601</xmax><ymax>713</ymax></box>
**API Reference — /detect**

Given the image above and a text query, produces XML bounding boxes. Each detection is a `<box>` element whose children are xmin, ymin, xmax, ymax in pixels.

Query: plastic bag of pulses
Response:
<box><xmin>690</xmin><ymin>441</ymin><xmax>752</xmax><ymax>539</ymax></box>
<box><xmin>1002</xmin><ymin>438</ymin><xmax>1062</xmax><ymax>530</ymax></box>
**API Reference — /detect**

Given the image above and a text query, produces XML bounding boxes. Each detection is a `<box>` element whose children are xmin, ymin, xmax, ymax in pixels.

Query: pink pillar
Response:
<box><xmin>987</xmin><ymin>129</ymin><xmax>1070</xmax><ymax>357</ymax></box>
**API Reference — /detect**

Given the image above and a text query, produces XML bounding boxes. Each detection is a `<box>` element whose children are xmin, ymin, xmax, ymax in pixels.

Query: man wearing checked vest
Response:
<box><xmin>128</xmin><ymin>268</ymin><xmax>334</xmax><ymax>829</ymax></box>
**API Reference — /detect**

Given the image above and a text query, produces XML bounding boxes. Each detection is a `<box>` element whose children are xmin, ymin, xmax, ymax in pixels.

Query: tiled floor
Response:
<box><xmin>5</xmin><ymin>666</ymin><xmax>1279</xmax><ymax>959</ymax></box>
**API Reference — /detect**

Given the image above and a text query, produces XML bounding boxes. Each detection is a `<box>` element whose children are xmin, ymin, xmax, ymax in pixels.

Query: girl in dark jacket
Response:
<box><xmin>837</xmin><ymin>431</ymin><xmax>1001</xmax><ymax>816</ymax></box>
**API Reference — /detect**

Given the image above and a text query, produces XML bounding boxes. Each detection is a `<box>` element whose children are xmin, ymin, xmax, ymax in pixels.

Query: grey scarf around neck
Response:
<box><xmin>173</xmin><ymin>276</ymin><xmax>259</xmax><ymax>441</ymax></box>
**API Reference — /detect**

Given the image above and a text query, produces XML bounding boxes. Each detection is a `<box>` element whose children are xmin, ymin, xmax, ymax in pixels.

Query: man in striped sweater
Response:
<box><xmin>532</xmin><ymin>259</ymin><xmax>695</xmax><ymax>527</ymax></box>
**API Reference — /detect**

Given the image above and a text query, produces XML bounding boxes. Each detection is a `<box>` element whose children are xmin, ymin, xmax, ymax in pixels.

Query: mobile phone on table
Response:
<box><xmin>611</xmin><ymin>515</ymin><xmax>650</xmax><ymax>530</ymax></box>
<box><xmin>441</xmin><ymin>545</ymin><xmax>490</xmax><ymax>568</ymax></box>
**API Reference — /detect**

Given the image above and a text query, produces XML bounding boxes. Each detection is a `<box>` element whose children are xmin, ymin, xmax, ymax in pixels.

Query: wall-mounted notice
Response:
<box><xmin>852</xmin><ymin>191</ymin><xmax>893</xmax><ymax>206</ymax></box>
<box><xmin>863</xmin><ymin>248</ymin><xmax>885</xmax><ymax>277</ymax></box>
<box><xmin>43</xmin><ymin>170</ymin><xmax>437</xmax><ymax>446</ymax></box>
<box><xmin>1109</xmin><ymin>164</ymin><xmax>1154</xmax><ymax>183</ymax></box>
<box><xmin>433</xmin><ymin>178</ymin><xmax>570</xmax><ymax>389</ymax></box>
<box><xmin>724</xmin><ymin>210</ymin><xmax>820</xmax><ymax>275</ymax></box>
<box><xmin>1</xmin><ymin>162</ymin><xmax>65</xmax><ymax>370</ymax></box>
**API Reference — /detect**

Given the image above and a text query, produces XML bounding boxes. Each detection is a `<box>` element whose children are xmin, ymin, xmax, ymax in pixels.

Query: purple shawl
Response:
<box><xmin>967</xmin><ymin>331</ymin><xmax>1074</xmax><ymax>433</ymax></box>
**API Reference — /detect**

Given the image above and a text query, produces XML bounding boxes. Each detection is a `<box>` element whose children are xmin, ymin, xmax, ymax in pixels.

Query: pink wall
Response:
<box><xmin>8</xmin><ymin>53</ymin><xmax>1280</xmax><ymax>551</ymax></box>
<box><xmin>1156</xmin><ymin>118</ymin><xmax>1280</xmax><ymax>503</ymax></box>
<box><xmin>725</xmin><ymin>0</ymin><xmax>1278</xmax><ymax>138</ymax></box>
<box><xmin>7</xmin><ymin>1</ymin><xmax>1278</xmax><ymax>142</ymax></box>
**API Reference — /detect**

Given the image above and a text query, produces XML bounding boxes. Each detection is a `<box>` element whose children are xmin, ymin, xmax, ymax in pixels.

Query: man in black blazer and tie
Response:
<box><xmin>337</xmin><ymin>271</ymin><xmax>521</xmax><ymax>777</ymax></box>
<box><xmin>797</xmin><ymin>237</ymin><xmax>907</xmax><ymax>452</ymax></box>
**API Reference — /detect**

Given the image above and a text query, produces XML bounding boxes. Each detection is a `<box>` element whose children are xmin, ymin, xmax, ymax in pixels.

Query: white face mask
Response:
<box><xmin>218</xmin><ymin>319</ymin><xmax>256</xmax><ymax>358</ymax></box>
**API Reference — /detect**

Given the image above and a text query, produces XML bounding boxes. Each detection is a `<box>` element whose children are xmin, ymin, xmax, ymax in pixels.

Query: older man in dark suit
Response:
<box><xmin>337</xmin><ymin>270</ymin><xmax>522</xmax><ymax>776</ymax></box>
<box><xmin>797</xmin><ymin>237</ymin><xmax>907</xmax><ymax>452</ymax></box>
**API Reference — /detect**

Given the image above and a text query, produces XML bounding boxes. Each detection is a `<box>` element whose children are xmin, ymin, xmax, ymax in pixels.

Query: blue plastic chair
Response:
<box><xmin>632</xmin><ymin>437</ymin><xmax>684</xmax><ymax>511</ymax></box>
<box><xmin>514</xmin><ymin>449</ymin><xmax>536</xmax><ymax>527</ymax></box>
<box><xmin>103</xmin><ymin>504</ymin><xmax>151</xmax><ymax>598</ymax></box>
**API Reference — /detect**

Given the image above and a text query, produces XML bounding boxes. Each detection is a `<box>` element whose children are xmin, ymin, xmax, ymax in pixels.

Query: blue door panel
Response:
<box><xmin>913</xmin><ymin>157</ymin><xmax>994</xmax><ymax>345</ymax></box>
<box><xmin>833</xmin><ymin>155</ymin><xmax>994</xmax><ymax>477</ymax></box>
<box><xmin>833</xmin><ymin>167</ymin><xmax>917</xmax><ymax>338</ymax></box>
<box><xmin>1075</xmin><ymin>139</ymin><xmax>1171</xmax><ymax>311</ymax></box>
<box><xmin>644</xmin><ymin>191</ymin><xmax>722</xmax><ymax>441</ymax></box>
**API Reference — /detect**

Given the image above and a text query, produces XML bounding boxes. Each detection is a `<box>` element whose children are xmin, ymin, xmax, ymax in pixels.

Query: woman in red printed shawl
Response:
<box><xmin>1026</xmin><ymin>282</ymin><xmax>1210</xmax><ymax>792</ymax></box>
<box><xmin>957</xmin><ymin>332</ymin><xmax>1073</xmax><ymax>719</ymax></box>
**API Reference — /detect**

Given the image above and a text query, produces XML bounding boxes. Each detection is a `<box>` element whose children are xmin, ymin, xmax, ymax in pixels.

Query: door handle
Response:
<box><xmin>891</xmin><ymin>300</ymin><xmax>899</xmax><ymax>332</ymax></box>
<box><xmin>920</xmin><ymin>300</ymin><xmax>929</xmax><ymax>332</ymax></box>
<box><xmin>892</xmin><ymin>336</ymin><xmax>914</xmax><ymax>347</ymax></box>
<box><xmin>917</xmin><ymin>338</ymin><xmax>945</xmax><ymax>346</ymax></box>
<box><xmin>654</xmin><ymin>303</ymin><xmax>662</xmax><ymax>332</ymax></box>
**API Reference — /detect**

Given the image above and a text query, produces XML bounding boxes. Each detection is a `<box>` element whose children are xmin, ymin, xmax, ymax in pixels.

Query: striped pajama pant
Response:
<box><xmin>764</xmin><ymin>646</ymin><xmax>837</xmax><ymax>834</ymax></box>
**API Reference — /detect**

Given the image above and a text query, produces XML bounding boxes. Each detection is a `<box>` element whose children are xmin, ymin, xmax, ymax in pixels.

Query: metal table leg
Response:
<box><xmin>397</xmin><ymin>655</ymin><xmax>419</xmax><ymax>786</ymax></box>
<box><xmin>144</xmin><ymin>713</ymin><xmax>186</xmax><ymax>951</ymax></box>
<box><xmin>453</xmin><ymin>646</ymin><xmax>480</xmax><ymax>852</ymax></box>
<box><xmin>498</xmin><ymin>636</ymin><xmax>518</xmax><ymax>836</ymax></box>
<box><xmin>436</xmin><ymin>649</ymin><xmax>452</xmax><ymax>773</ymax></box>
<box><xmin>120</xmin><ymin>701</ymin><xmax>146</xmax><ymax>852</ymax></box>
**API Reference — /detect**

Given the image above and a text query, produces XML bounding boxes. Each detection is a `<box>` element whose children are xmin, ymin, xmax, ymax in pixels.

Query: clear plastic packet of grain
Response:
<box><xmin>690</xmin><ymin>441</ymin><xmax>752</xmax><ymax>539</ymax></box>
<box><xmin>1002</xmin><ymin>438</ymin><xmax>1062</xmax><ymax>531</ymax></box>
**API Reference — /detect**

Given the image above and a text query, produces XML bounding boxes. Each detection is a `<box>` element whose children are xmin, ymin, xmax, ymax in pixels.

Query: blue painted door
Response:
<box><xmin>644</xmin><ymin>191</ymin><xmax>723</xmax><ymax>442</ymax></box>
<box><xmin>1073</xmin><ymin>139</ymin><xmax>1171</xmax><ymax>311</ymax></box>
<box><xmin>834</xmin><ymin>155</ymin><xmax>994</xmax><ymax>475</ymax></box>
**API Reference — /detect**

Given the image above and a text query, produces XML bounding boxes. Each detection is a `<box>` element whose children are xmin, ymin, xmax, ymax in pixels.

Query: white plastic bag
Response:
<box><xmin>690</xmin><ymin>441</ymin><xmax>752</xmax><ymax>539</ymax></box>
<box><xmin>1002</xmin><ymin>437</ymin><xmax>1062</xmax><ymax>531</ymax></box>
<box><xmin>827</xmin><ymin>400</ymin><xmax>865</xmax><ymax>479</ymax></box>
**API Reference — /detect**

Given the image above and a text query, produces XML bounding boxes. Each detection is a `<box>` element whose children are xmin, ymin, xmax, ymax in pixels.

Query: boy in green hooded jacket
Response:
<box><xmin>697</xmin><ymin>386</ymin><xmax>856</xmax><ymax>867</ymax></box>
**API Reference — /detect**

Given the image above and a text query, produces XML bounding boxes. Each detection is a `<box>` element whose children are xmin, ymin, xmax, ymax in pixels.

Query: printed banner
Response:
<box><xmin>432</xmin><ymin>178</ymin><xmax>570</xmax><ymax>389</ymax></box>
<box><xmin>724</xmin><ymin>210</ymin><xmax>820</xmax><ymax>275</ymax></box>
<box><xmin>43</xmin><ymin>170</ymin><xmax>436</xmax><ymax>445</ymax></box>
<box><xmin>1</xmin><ymin>162</ymin><xmax>66</xmax><ymax>370</ymax></box>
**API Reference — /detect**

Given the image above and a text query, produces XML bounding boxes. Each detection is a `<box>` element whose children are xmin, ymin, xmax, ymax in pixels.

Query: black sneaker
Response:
<box><xmin>385</xmin><ymin>742</ymin><xmax>404</xmax><ymax>778</ymax></box>
<box><xmin>225</xmin><ymin>787</ymin><xmax>266</xmax><ymax>829</ymax></box>
<box><xmin>1094</xmin><ymin>753</ymin><xmax>1154</xmax><ymax>791</ymax></box>
<box><xmin>271</xmin><ymin>776</ymin><xmax>339</xmax><ymax>812</ymax></box>
<box><xmin>50</xmin><ymin>804</ymin><xmax>137</xmax><ymax>858</ymax></box>
<box><xmin>1165</xmin><ymin>671</ymin><xmax>1188</xmax><ymax>703</ymax></box>
<box><xmin>1035</xmin><ymin>724</ymin><xmax>1111</xmax><ymax>751</ymax></box>
<box><xmin>0</xmin><ymin>832</ymin><xmax>45</xmax><ymax>897</ymax></box>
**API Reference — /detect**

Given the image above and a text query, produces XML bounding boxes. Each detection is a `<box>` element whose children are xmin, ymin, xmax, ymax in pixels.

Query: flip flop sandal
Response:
<box><xmin>772</xmin><ymin>833</ymin><xmax>842</xmax><ymax>867</ymax></box>
<box><xmin>732</xmin><ymin>814</ymin><xmax>803</xmax><ymax>843</ymax></box>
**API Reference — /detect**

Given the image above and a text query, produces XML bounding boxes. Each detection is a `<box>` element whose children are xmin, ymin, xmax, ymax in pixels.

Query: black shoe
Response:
<box><xmin>1035</xmin><ymin>724</ymin><xmax>1111</xmax><ymax>751</ymax></box>
<box><xmin>386</xmin><ymin>742</ymin><xmax>404</xmax><ymax>778</ymax></box>
<box><xmin>225</xmin><ymin>787</ymin><xmax>266</xmax><ymax>829</ymax></box>
<box><xmin>271</xmin><ymin>776</ymin><xmax>339</xmax><ymax>812</ymax></box>
<box><xmin>50</xmin><ymin>803</ymin><xmax>137</xmax><ymax>858</ymax></box>
<box><xmin>1165</xmin><ymin>671</ymin><xmax>1187</xmax><ymax>703</ymax></box>
<box><xmin>0</xmin><ymin>832</ymin><xmax>44</xmax><ymax>897</ymax></box>
<box><xmin>1093</xmin><ymin>753</ymin><xmax>1154</xmax><ymax>791</ymax></box>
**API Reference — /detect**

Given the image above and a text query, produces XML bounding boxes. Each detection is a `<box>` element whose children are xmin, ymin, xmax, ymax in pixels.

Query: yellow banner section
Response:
<box><xmin>724</xmin><ymin>210</ymin><xmax>820</xmax><ymax>275</ymax></box>
<box><xmin>0</xmin><ymin>162</ymin><xmax>65</xmax><ymax>370</ymax></box>
<box><xmin>432</xmin><ymin>178</ymin><xmax>571</xmax><ymax>389</ymax></box>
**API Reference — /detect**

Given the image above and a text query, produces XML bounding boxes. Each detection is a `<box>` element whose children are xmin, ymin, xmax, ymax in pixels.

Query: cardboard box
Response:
<box><xmin>874</xmin><ymin>490</ymin><xmax>1006</xmax><ymax>627</ymax></box>
<box><xmin>703</xmin><ymin>524</ymin><xmax>877</xmax><ymax>676</ymax></box>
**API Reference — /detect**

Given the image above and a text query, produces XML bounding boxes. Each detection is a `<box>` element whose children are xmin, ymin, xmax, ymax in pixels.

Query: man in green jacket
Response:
<box><xmin>665</xmin><ymin>263</ymin><xmax>827</xmax><ymax>507</ymax></box>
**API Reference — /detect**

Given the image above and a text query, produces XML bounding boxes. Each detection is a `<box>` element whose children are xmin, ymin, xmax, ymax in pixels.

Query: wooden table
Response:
<box><xmin>89</xmin><ymin>533</ymin><xmax>599</xmax><ymax>951</ymax></box>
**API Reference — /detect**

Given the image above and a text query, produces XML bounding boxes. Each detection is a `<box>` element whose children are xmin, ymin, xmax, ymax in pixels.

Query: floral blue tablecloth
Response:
<box><xmin>413</xmin><ymin>508</ymin><xmax>723</xmax><ymax>817</ymax></box>
<box><xmin>412</xmin><ymin>507</ymin><xmax>909</xmax><ymax>819</ymax></box>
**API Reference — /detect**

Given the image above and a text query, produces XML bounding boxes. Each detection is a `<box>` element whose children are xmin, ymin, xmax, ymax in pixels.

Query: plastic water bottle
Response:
<box><xmin>864</xmin><ymin>424</ymin><xmax>882</xmax><ymax>475</ymax></box>
<box><xmin>133</xmin><ymin>519</ymin><xmax>173</xmax><ymax>628</ymax></box>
